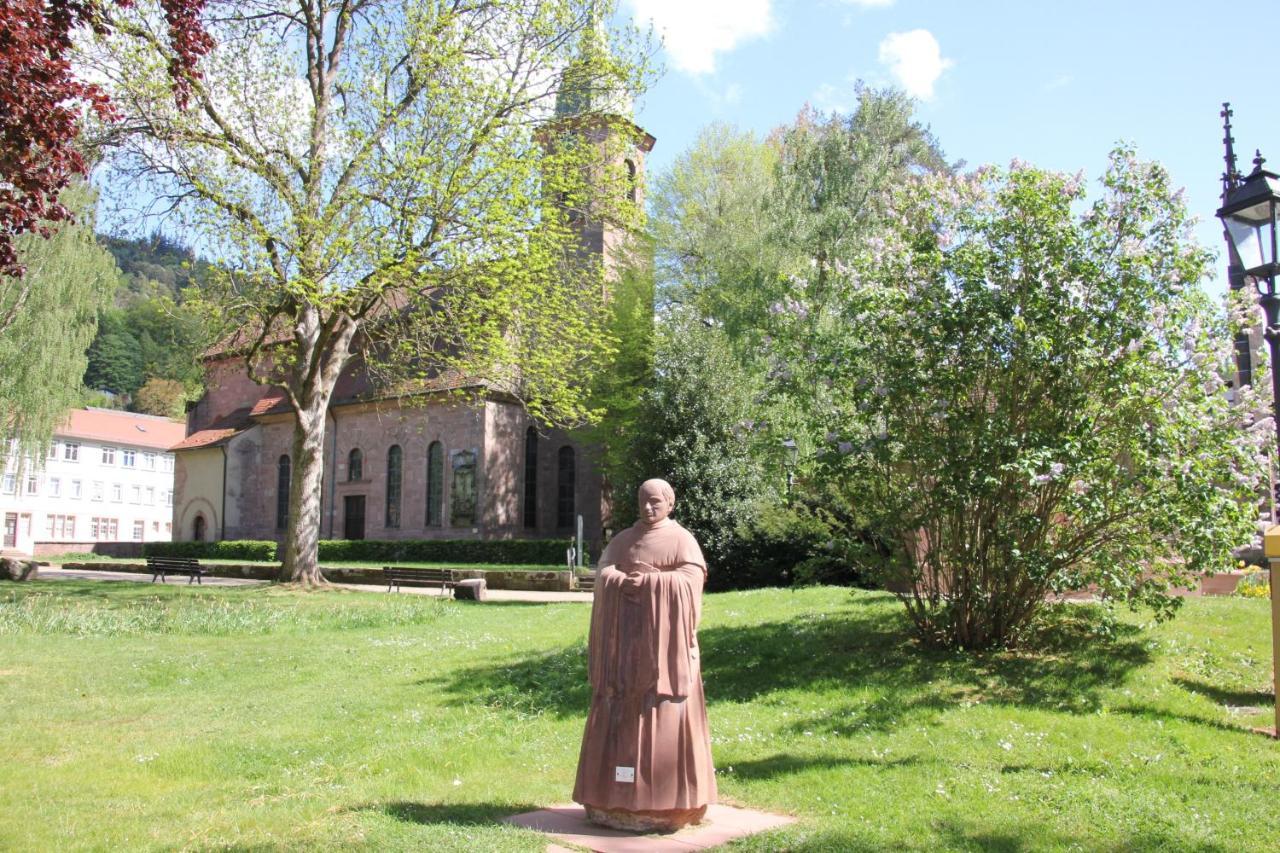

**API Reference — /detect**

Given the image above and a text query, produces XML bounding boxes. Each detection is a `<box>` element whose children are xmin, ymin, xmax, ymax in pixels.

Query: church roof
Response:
<box><xmin>169</xmin><ymin>408</ymin><xmax>256</xmax><ymax>451</ymax></box>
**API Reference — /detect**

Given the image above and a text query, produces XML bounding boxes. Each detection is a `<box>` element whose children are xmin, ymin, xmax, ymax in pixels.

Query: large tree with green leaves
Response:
<box><xmin>0</xmin><ymin>184</ymin><xmax>118</xmax><ymax>461</ymax></box>
<box><xmin>767</xmin><ymin>152</ymin><xmax>1264</xmax><ymax>649</ymax></box>
<box><xmin>83</xmin><ymin>0</ymin><xmax>650</xmax><ymax>583</ymax></box>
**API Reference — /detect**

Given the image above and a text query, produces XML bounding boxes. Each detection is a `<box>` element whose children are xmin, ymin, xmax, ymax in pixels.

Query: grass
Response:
<box><xmin>0</xmin><ymin>582</ymin><xmax>1277</xmax><ymax>850</ymax></box>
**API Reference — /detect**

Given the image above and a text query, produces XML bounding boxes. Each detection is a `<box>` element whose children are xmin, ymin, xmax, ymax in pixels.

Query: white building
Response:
<box><xmin>1</xmin><ymin>409</ymin><xmax>186</xmax><ymax>555</ymax></box>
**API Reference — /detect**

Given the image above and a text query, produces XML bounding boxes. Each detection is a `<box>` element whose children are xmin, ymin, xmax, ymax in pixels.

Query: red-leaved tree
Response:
<box><xmin>0</xmin><ymin>0</ymin><xmax>210</xmax><ymax>279</ymax></box>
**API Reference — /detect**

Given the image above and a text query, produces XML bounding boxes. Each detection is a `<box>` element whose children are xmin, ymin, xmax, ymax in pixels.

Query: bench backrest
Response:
<box><xmin>147</xmin><ymin>557</ymin><xmax>200</xmax><ymax>569</ymax></box>
<box><xmin>383</xmin><ymin>567</ymin><xmax>454</xmax><ymax>582</ymax></box>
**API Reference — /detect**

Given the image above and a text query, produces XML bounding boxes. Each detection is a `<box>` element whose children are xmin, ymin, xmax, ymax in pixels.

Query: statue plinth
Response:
<box><xmin>584</xmin><ymin>804</ymin><xmax>707</xmax><ymax>833</ymax></box>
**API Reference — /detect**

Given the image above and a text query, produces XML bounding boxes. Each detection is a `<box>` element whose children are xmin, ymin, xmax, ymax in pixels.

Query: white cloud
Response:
<box><xmin>877</xmin><ymin>29</ymin><xmax>952</xmax><ymax>100</ymax></box>
<box><xmin>627</xmin><ymin>0</ymin><xmax>773</xmax><ymax>76</ymax></box>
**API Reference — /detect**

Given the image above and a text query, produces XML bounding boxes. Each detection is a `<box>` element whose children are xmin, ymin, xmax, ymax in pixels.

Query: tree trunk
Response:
<box><xmin>280</xmin><ymin>403</ymin><xmax>329</xmax><ymax>585</ymax></box>
<box><xmin>278</xmin><ymin>310</ymin><xmax>357</xmax><ymax>586</ymax></box>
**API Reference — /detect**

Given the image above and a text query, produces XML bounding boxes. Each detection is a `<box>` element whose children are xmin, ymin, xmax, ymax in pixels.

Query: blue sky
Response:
<box><xmin>622</xmin><ymin>0</ymin><xmax>1280</xmax><ymax>294</ymax></box>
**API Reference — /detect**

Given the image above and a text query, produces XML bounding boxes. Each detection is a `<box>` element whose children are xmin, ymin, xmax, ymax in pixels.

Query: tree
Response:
<box><xmin>84</xmin><ymin>309</ymin><xmax>144</xmax><ymax>396</ymax></box>
<box><xmin>0</xmin><ymin>0</ymin><xmax>209</xmax><ymax>278</ymax></box>
<box><xmin>0</xmin><ymin>184</ymin><xmax>117</xmax><ymax>460</ymax></box>
<box><xmin>625</xmin><ymin>309</ymin><xmax>773</xmax><ymax>572</ymax></box>
<box><xmin>774</xmin><ymin>151</ymin><xmax>1264</xmax><ymax>649</ymax></box>
<box><xmin>640</xmin><ymin>90</ymin><xmax>947</xmax><ymax>584</ymax></box>
<box><xmin>85</xmin><ymin>0</ymin><xmax>650</xmax><ymax>584</ymax></box>
<box><xmin>134</xmin><ymin>377</ymin><xmax>189</xmax><ymax>418</ymax></box>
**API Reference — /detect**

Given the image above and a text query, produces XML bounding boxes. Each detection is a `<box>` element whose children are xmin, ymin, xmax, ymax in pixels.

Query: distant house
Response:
<box><xmin>170</xmin><ymin>104</ymin><xmax>654</xmax><ymax>556</ymax></box>
<box><xmin>0</xmin><ymin>408</ymin><xmax>186</xmax><ymax>555</ymax></box>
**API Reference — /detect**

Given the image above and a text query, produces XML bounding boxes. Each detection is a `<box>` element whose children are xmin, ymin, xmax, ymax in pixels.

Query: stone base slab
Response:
<box><xmin>504</xmin><ymin>803</ymin><xmax>795</xmax><ymax>852</ymax></box>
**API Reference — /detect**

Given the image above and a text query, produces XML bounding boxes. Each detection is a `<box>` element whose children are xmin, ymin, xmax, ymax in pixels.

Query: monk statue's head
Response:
<box><xmin>638</xmin><ymin>479</ymin><xmax>675</xmax><ymax>526</ymax></box>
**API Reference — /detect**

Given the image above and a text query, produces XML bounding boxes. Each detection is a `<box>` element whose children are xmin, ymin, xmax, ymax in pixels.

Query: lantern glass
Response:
<box><xmin>1225</xmin><ymin>199</ymin><xmax>1277</xmax><ymax>273</ymax></box>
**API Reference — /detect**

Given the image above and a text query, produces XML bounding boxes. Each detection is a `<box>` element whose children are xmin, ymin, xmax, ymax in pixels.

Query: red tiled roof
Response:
<box><xmin>249</xmin><ymin>392</ymin><xmax>291</xmax><ymax>417</ymax></box>
<box><xmin>58</xmin><ymin>408</ymin><xmax>187</xmax><ymax>451</ymax></box>
<box><xmin>169</xmin><ymin>409</ymin><xmax>255</xmax><ymax>451</ymax></box>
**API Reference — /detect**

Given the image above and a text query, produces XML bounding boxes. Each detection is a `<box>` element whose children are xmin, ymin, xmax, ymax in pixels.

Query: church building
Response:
<box><xmin>169</xmin><ymin>74</ymin><xmax>654</xmax><ymax>555</ymax></box>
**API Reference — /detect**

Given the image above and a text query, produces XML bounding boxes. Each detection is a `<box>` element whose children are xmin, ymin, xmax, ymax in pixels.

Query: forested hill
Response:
<box><xmin>81</xmin><ymin>233</ymin><xmax>213</xmax><ymax>418</ymax></box>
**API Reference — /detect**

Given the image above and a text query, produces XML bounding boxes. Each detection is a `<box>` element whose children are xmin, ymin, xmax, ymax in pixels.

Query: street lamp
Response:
<box><xmin>1218</xmin><ymin>149</ymin><xmax>1280</xmax><ymax>740</ymax></box>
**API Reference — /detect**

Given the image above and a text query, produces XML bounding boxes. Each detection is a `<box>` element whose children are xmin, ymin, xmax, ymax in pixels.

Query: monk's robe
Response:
<box><xmin>572</xmin><ymin>517</ymin><xmax>717</xmax><ymax>813</ymax></box>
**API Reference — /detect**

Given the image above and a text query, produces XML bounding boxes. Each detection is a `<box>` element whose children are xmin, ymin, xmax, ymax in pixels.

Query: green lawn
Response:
<box><xmin>0</xmin><ymin>581</ymin><xmax>1277</xmax><ymax>851</ymax></box>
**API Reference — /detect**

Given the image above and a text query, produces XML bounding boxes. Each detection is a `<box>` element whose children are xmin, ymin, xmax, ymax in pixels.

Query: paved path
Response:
<box><xmin>37</xmin><ymin>566</ymin><xmax>269</xmax><ymax>588</ymax></box>
<box><xmin>33</xmin><ymin>566</ymin><xmax>592</xmax><ymax>603</ymax></box>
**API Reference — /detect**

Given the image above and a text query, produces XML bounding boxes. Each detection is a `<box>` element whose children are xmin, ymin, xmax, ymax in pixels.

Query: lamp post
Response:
<box><xmin>782</xmin><ymin>438</ymin><xmax>798</xmax><ymax>495</ymax></box>
<box><xmin>1218</xmin><ymin>147</ymin><xmax>1280</xmax><ymax>739</ymax></box>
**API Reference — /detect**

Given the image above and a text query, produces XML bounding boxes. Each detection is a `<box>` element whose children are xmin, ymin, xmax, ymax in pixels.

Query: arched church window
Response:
<box><xmin>523</xmin><ymin>427</ymin><xmax>538</xmax><ymax>529</ymax></box>
<box><xmin>348</xmin><ymin>448</ymin><xmax>363</xmax><ymax>481</ymax></box>
<box><xmin>276</xmin><ymin>455</ymin><xmax>290</xmax><ymax>530</ymax></box>
<box><xmin>426</xmin><ymin>441</ymin><xmax>443</xmax><ymax>526</ymax></box>
<box><xmin>557</xmin><ymin>445</ymin><xmax>575</xmax><ymax>530</ymax></box>
<box><xmin>624</xmin><ymin>158</ymin><xmax>637</xmax><ymax>203</ymax></box>
<box><xmin>193</xmin><ymin>513</ymin><xmax>206</xmax><ymax>542</ymax></box>
<box><xmin>451</xmin><ymin>449</ymin><xmax>477</xmax><ymax>527</ymax></box>
<box><xmin>386</xmin><ymin>445</ymin><xmax>402</xmax><ymax>528</ymax></box>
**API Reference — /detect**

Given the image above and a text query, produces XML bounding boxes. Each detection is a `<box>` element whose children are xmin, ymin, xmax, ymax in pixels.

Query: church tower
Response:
<box><xmin>548</xmin><ymin>7</ymin><xmax>655</xmax><ymax>280</ymax></box>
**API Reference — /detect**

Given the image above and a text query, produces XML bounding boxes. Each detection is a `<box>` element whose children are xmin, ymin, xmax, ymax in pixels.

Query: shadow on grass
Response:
<box><xmin>766</xmin><ymin>821</ymin><xmax>1228</xmax><ymax>853</ymax></box>
<box><xmin>432</xmin><ymin>596</ymin><xmax>1154</xmax><ymax>731</ymax></box>
<box><xmin>358</xmin><ymin>800</ymin><xmax>542</xmax><ymax>827</ymax></box>
<box><xmin>1171</xmin><ymin>676</ymin><xmax>1274</xmax><ymax>708</ymax></box>
<box><xmin>725</xmin><ymin>751</ymin><xmax>927</xmax><ymax>781</ymax></box>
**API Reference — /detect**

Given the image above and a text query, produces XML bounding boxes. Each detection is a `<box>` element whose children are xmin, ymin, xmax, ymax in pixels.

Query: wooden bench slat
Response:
<box><xmin>383</xmin><ymin>566</ymin><xmax>457</xmax><ymax>596</ymax></box>
<box><xmin>146</xmin><ymin>556</ymin><xmax>205</xmax><ymax>585</ymax></box>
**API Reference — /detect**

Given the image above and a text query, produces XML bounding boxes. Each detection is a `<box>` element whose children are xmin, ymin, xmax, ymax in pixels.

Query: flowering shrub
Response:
<box><xmin>765</xmin><ymin>150</ymin><xmax>1266</xmax><ymax>649</ymax></box>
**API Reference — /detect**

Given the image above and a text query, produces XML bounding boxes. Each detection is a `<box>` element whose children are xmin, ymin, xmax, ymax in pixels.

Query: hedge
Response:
<box><xmin>143</xmin><ymin>540</ymin><xmax>279</xmax><ymax>561</ymax></box>
<box><xmin>143</xmin><ymin>538</ymin><xmax>569</xmax><ymax>564</ymax></box>
<box><xmin>317</xmin><ymin>538</ymin><xmax>567</xmax><ymax>565</ymax></box>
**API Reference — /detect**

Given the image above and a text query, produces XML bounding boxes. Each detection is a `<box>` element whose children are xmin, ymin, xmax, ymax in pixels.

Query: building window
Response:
<box><xmin>45</xmin><ymin>514</ymin><xmax>73</xmax><ymax>538</ymax></box>
<box><xmin>93</xmin><ymin>481</ymin><xmax>104</xmax><ymax>501</ymax></box>
<box><xmin>146</xmin><ymin>486</ymin><xmax>155</xmax><ymax>505</ymax></box>
<box><xmin>132</xmin><ymin>520</ymin><xmax>145</xmax><ymax>541</ymax></box>
<box><xmin>276</xmin><ymin>455</ymin><xmax>291</xmax><ymax>530</ymax></box>
<box><xmin>48</xmin><ymin>442</ymin><xmax>58</xmax><ymax>460</ymax></box>
<box><xmin>143</xmin><ymin>452</ymin><xmax>156</xmax><ymax>470</ymax></box>
<box><xmin>91</xmin><ymin>517</ymin><xmax>118</xmax><ymax>540</ymax></box>
<box><xmin>624</xmin><ymin>158</ymin><xmax>638</xmax><ymax>203</ymax></box>
<box><xmin>557</xmin><ymin>446</ymin><xmax>575</xmax><ymax>529</ymax></box>
<box><xmin>101</xmin><ymin>446</ymin><xmax>116</xmax><ymax>465</ymax></box>
<box><xmin>1235</xmin><ymin>333</ymin><xmax>1253</xmax><ymax>387</ymax></box>
<box><xmin>49</xmin><ymin>477</ymin><xmax>60</xmax><ymax>497</ymax></box>
<box><xmin>130</xmin><ymin>485</ymin><xmax>141</xmax><ymax>504</ymax></box>
<box><xmin>122</xmin><ymin>449</ymin><xmax>136</xmax><ymax>468</ymax></box>
<box><xmin>348</xmin><ymin>448</ymin><xmax>363</xmax><ymax>481</ymax></box>
<box><xmin>523</xmin><ymin>427</ymin><xmax>538</xmax><ymax>528</ymax></box>
<box><xmin>71</xmin><ymin>480</ymin><xmax>82</xmax><ymax>499</ymax></box>
<box><xmin>64</xmin><ymin>442</ymin><xmax>79</xmax><ymax>462</ymax></box>
<box><xmin>24</xmin><ymin>475</ymin><xmax>37</xmax><ymax>496</ymax></box>
<box><xmin>385</xmin><ymin>445</ymin><xmax>402</xmax><ymax>528</ymax></box>
<box><xmin>193</xmin><ymin>514</ymin><xmax>205</xmax><ymax>541</ymax></box>
<box><xmin>164</xmin><ymin>489</ymin><xmax>172</xmax><ymax>507</ymax></box>
<box><xmin>111</xmin><ymin>483</ymin><xmax>122</xmax><ymax>502</ymax></box>
<box><xmin>162</xmin><ymin>455</ymin><xmax>174</xmax><ymax>472</ymax></box>
<box><xmin>1</xmin><ymin>474</ymin><xmax>14</xmax><ymax>494</ymax></box>
<box><xmin>152</xmin><ymin>521</ymin><xmax>159</xmax><ymax>533</ymax></box>
<box><xmin>426</xmin><ymin>441</ymin><xmax>443</xmax><ymax>526</ymax></box>
<box><xmin>450</xmin><ymin>449</ymin><xmax>477</xmax><ymax>527</ymax></box>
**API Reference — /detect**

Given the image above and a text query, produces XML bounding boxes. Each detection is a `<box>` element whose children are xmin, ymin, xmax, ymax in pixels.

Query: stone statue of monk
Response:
<box><xmin>572</xmin><ymin>478</ymin><xmax>716</xmax><ymax>832</ymax></box>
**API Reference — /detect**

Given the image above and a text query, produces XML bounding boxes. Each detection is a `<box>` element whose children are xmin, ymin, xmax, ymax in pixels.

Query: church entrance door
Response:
<box><xmin>344</xmin><ymin>495</ymin><xmax>366</xmax><ymax>540</ymax></box>
<box><xmin>2</xmin><ymin>513</ymin><xmax>15</xmax><ymax>548</ymax></box>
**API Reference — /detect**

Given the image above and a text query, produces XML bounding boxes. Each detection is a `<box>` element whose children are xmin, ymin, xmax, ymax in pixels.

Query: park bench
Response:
<box><xmin>382</xmin><ymin>566</ymin><xmax>456</xmax><ymax>596</ymax></box>
<box><xmin>147</xmin><ymin>556</ymin><xmax>206</xmax><ymax>584</ymax></box>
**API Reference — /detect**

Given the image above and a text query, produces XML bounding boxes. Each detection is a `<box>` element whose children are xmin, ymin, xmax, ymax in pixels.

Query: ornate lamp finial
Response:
<box><xmin>1222</xmin><ymin>102</ymin><xmax>1241</xmax><ymax>196</ymax></box>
